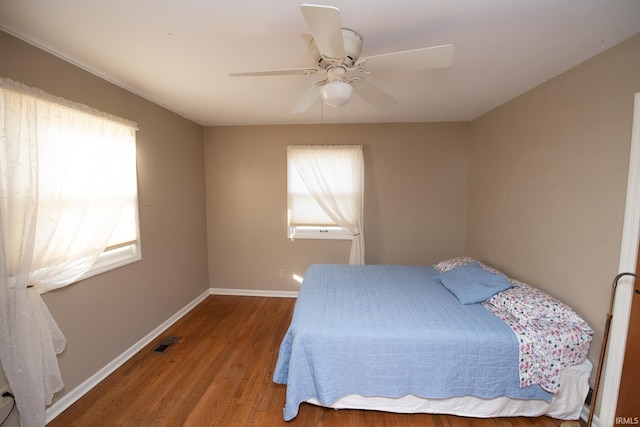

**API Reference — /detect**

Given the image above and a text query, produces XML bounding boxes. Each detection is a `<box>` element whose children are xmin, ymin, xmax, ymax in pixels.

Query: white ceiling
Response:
<box><xmin>1</xmin><ymin>1</ymin><xmax>639</xmax><ymax>126</ymax></box>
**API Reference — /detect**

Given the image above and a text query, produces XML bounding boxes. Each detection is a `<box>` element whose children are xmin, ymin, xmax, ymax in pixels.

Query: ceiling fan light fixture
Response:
<box><xmin>320</xmin><ymin>80</ymin><xmax>353</xmax><ymax>108</ymax></box>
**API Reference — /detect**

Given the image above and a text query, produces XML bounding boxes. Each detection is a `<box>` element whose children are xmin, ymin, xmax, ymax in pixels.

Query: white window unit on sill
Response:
<box><xmin>288</xmin><ymin>225</ymin><xmax>353</xmax><ymax>240</ymax></box>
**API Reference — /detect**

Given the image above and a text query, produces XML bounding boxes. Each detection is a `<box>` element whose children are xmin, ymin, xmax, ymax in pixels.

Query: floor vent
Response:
<box><xmin>153</xmin><ymin>336</ymin><xmax>179</xmax><ymax>353</ymax></box>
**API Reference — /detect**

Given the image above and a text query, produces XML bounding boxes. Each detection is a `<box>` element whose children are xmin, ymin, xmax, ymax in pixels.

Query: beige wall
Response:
<box><xmin>0</xmin><ymin>29</ymin><xmax>210</xmax><ymax>424</ymax></box>
<box><xmin>204</xmin><ymin>123</ymin><xmax>469</xmax><ymax>291</ymax></box>
<box><xmin>466</xmin><ymin>33</ymin><xmax>640</xmax><ymax>366</ymax></box>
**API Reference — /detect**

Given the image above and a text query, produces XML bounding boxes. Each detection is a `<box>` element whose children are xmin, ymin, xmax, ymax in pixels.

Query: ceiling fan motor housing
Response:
<box><xmin>311</xmin><ymin>29</ymin><xmax>362</xmax><ymax>69</ymax></box>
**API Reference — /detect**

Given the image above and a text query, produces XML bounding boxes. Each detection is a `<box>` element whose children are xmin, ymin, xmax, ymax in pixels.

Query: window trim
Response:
<box><xmin>79</xmin><ymin>242</ymin><xmax>141</xmax><ymax>281</ymax></box>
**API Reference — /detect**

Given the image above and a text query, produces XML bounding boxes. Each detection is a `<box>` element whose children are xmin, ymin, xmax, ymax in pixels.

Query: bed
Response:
<box><xmin>273</xmin><ymin>258</ymin><xmax>593</xmax><ymax>421</ymax></box>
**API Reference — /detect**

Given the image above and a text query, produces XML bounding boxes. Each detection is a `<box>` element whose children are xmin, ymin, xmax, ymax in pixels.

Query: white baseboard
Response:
<box><xmin>209</xmin><ymin>288</ymin><xmax>298</xmax><ymax>298</ymax></box>
<box><xmin>45</xmin><ymin>289</ymin><xmax>210</xmax><ymax>423</ymax></box>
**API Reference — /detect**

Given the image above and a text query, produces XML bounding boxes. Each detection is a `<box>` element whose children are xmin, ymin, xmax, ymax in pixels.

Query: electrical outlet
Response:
<box><xmin>0</xmin><ymin>386</ymin><xmax>12</xmax><ymax>410</ymax></box>
<box><xmin>278</xmin><ymin>269</ymin><xmax>285</xmax><ymax>278</ymax></box>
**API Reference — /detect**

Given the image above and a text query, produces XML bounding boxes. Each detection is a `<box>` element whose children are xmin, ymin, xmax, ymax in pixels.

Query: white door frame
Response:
<box><xmin>598</xmin><ymin>92</ymin><xmax>640</xmax><ymax>426</ymax></box>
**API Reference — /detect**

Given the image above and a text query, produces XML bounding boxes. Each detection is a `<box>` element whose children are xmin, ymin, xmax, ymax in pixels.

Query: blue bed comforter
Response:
<box><xmin>273</xmin><ymin>264</ymin><xmax>551</xmax><ymax>421</ymax></box>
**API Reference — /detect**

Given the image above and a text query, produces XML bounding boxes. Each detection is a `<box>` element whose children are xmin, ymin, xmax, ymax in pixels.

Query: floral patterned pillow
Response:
<box><xmin>434</xmin><ymin>257</ymin><xmax>477</xmax><ymax>272</ymax></box>
<box><xmin>485</xmin><ymin>284</ymin><xmax>593</xmax><ymax>333</ymax></box>
<box><xmin>434</xmin><ymin>257</ymin><xmax>511</xmax><ymax>279</ymax></box>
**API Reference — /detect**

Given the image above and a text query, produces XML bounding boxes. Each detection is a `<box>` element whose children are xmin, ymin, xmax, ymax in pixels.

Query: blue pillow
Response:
<box><xmin>436</xmin><ymin>262</ymin><xmax>512</xmax><ymax>304</ymax></box>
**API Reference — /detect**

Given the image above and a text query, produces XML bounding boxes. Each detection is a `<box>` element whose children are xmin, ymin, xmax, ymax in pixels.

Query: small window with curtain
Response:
<box><xmin>287</xmin><ymin>145</ymin><xmax>365</xmax><ymax>264</ymax></box>
<box><xmin>1</xmin><ymin>77</ymin><xmax>141</xmax><ymax>293</ymax></box>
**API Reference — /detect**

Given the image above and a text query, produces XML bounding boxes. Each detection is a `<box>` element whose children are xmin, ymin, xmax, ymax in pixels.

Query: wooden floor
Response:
<box><xmin>49</xmin><ymin>295</ymin><xmax>586</xmax><ymax>427</ymax></box>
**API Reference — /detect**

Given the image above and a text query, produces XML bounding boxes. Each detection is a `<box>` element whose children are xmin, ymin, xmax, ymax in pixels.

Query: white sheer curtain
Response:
<box><xmin>287</xmin><ymin>145</ymin><xmax>365</xmax><ymax>264</ymax></box>
<box><xmin>0</xmin><ymin>77</ymin><xmax>137</xmax><ymax>427</ymax></box>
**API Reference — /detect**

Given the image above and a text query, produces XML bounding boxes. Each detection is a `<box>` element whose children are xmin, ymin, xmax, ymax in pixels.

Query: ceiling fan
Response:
<box><xmin>229</xmin><ymin>4</ymin><xmax>454</xmax><ymax>113</ymax></box>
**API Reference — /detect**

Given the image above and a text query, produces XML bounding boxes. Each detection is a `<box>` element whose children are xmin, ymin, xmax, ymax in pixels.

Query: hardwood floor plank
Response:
<box><xmin>48</xmin><ymin>295</ymin><xmax>584</xmax><ymax>427</ymax></box>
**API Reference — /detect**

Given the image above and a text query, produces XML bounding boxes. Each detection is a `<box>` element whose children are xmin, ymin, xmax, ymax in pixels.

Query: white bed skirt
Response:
<box><xmin>306</xmin><ymin>359</ymin><xmax>592</xmax><ymax>420</ymax></box>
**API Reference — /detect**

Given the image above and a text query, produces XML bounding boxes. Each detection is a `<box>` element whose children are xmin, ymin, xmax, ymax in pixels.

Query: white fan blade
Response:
<box><xmin>229</xmin><ymin>68</ymin><xmax>319</xmax><ymax>77</ymax></box>
<box><xmin>300</xmin><ymin>4</ymin><xmax>345</xmax><ymax>61</ymax></box>
<box><xmin>353</xmin><ymin>79</ymin><xmax>397</xmax><ymax>110</ymax></box>
<box><xmin>360</xmin><ymin>44</ymin><xmax>454</xmax><ymax>73</ymax></box>
<box><xmin>291</xmin><ymin>84</ymin><xmax>322</xmax><ymax>114</ymax></box>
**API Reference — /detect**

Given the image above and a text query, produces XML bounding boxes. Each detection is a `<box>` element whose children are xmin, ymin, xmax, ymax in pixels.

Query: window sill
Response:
<box><xmin>78</xmin><ymin>243</ymin><xmax>141</xmax><ymax>281</ymax></box>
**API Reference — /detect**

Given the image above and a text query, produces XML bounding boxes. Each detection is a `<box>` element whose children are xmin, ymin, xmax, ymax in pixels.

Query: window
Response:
<box><xmin>287</xmin><ymin>145</ymin><xmax>365</xmax><ymax>264</ymax></box>
<box><xmin>79</xmin><ymin>154</ymin><xmax>141</xmax><ymax>280</ymax></box>
<box><xmin>1</xmin><ymin>77</ymin><xmax>140</xmax><ymax>292</ymax></box>
<box><xmin>287</xmin><ymin>154</ymin><xmax>353</xmax><ymax>240</ymax></box>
